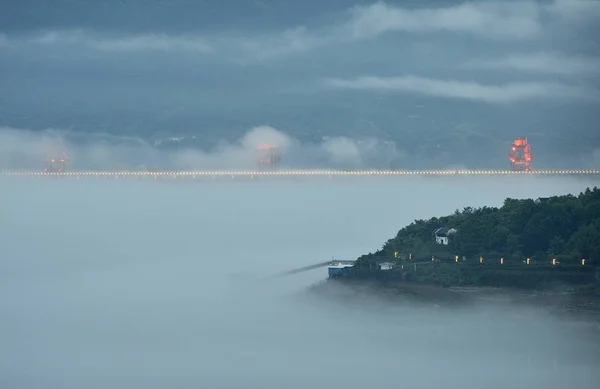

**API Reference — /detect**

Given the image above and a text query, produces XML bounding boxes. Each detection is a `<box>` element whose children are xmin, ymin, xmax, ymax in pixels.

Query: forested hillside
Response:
<box><xmin>359</xmin><ymin>187</ymin><xmax>600</xmax><ymax>266</ymax></box>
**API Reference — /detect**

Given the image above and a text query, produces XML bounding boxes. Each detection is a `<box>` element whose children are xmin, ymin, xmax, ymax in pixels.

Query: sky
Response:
<box><xmin>2</xmin><ymin>175</ymin><xmax>600</xmax><ymax>388</ymax></box>
<box><xmin>1</xmin><ymin>0</ymin><xmax>600</xmax><ymax>169</ymax></box>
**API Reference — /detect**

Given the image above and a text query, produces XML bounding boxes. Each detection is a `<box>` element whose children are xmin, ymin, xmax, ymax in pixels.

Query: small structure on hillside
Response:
<box><xmin>328</xmin><ymin>263</ymin><xmax>354</xmax><ymax>278</ymax></box>
<box><xmin>433</xmin><ymin>227</ymin><xmax>457</xmax><ymax>245</ymax></box>
<box><xmin>379</xmin><ymin>262</ymin><xmax>394</xmax><ymax>271</ymax></box>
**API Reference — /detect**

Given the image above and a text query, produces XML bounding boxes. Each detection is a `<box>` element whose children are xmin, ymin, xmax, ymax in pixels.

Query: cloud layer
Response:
<box><xmin>0</xmin><ymin>126</ymin><xmax>400</xmax><ymax>171</ymax></box>
<box><xmin>324</xmin><ymin>75</ymin><xmax>599</xmax><ymax>103</ymax></box>
<box><xmin>0</xmin><ymin>0</ymin><xmax>598</xmax><ymax>156</ymax></box>
<box><xmin>0</xmin><ymin>30</ymin><xmax>213</xmax><ymax>53</ymax></box>
<box><xmin>2</xmin><ymin>1</ymin><xmax>598</xmax><ymax>56</ymax></box>
<box><xmin>340</xmin><ymin>1</ymin><xmax>543</xmax><ymax>40</ymax></box>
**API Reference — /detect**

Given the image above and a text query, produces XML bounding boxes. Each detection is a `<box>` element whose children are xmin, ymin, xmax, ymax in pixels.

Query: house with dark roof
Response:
<box><xmin>378</xmin><ymin>262</ymin><xmax>394</xmax><ymax>271</ymax></box>
<box><xmin>433</xmin><ymin>227</ymin><xmax>457</xmax><ymax>245</ymax></box>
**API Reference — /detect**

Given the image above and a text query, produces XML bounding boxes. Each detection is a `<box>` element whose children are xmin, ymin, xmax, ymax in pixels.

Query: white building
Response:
<box><xmin>434</xmin><ymin>227</ymin><xmax>457</xmax><ymax>245</ymax></box>
<box><xmin>379</xmin><ymin>262</ymin><xmax>394</xmax><ymax>271</ymax></box>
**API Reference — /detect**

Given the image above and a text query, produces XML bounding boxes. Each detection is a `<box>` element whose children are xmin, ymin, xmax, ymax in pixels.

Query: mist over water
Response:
<box><xmin>0</xmin><ymin>125</ymin><xmax>399</xmax><ymax>171</ymax></box>
<box><xmin>1</xmin><ymin>176</ymin><xmax>600</xmax><ymax>388</ymax></box>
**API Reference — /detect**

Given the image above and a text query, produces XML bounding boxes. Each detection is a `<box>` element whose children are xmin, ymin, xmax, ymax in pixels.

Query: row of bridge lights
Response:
<box><xmin>1</xmin><ymin>169</ymin><xmax>600</xmax><ymax>176</ymax></box>
<box><xmin>394</xmin><ymin>252</ymin><xmax>587</xmax><ymax>266</ymax></box>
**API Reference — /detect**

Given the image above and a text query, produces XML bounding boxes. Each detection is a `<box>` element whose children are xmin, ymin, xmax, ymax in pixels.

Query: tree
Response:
<box><xmin>357</xmin><ymin>187</ymin><xmax>600</xmax><ymax>267</ymax></box>
<box><xmin>548</xmin><ymin>236</ymin><xmax>566</xmax><ymax>255</ymax></box>
<box><xmin>568</xmin><ymin>224</ymin><xmax>600</xmax><ymax>260</ymax></box>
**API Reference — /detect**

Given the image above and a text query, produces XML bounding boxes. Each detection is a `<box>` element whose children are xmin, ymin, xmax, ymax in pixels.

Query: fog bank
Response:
<box><xmin>0</xmin><ymin>126</ymin><xmax>400</xmax><ymax>171</ymax></box>
<box><xmin>1</xmin><ymin>176</ymin><xmax>600</xmax><ymax>388</ymax></box>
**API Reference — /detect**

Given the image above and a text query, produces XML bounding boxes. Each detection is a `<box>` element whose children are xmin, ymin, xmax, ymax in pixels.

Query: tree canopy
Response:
<box><xmin>362</xmin><ymin>187</ymin><xmax>600</xmax><ymax>265</ymax></box>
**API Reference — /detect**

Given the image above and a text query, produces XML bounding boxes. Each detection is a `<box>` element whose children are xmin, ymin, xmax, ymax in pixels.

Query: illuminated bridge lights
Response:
<box><xmin>1</xmin><ymin>169</ymin><xmax>599</xmax><ymax>178</ymax></box>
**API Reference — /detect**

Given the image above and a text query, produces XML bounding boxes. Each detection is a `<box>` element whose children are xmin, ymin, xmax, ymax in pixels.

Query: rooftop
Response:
<box><xmin>328</xmin><ymin>263</ymin><xmax>355</xmax><ymax>269</ymax></box>
<box><xmin>434</xmin><ymin>227</ymin><xmax>457</xmax><ymax>236</ymax></box>
<box><xmin>434</xmin><ymin>227</ymin><xmax>449</xmax><ymax>236</ymax></box>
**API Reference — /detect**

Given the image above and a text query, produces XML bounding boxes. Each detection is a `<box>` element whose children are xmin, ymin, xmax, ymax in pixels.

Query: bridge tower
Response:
<box><xmin>44</xmin><ymin>152</ymin><xmax>68</xmax><ymax>172</ymax></box>
<box><xmin>256</xmin><ymin>144</ymin><xmax>281</xmax><ymax>170</ymax></box>
<box><xmin>509</xmin><ymin>137</ymin><xmax>532</xmax><ymax>171</ymax></box>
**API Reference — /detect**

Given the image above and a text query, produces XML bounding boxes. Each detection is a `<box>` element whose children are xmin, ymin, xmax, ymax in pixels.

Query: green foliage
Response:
<box><xmin>364</xmin><ymin>187</ymin><xmax>600</xmax><ymax>265</ymax></box>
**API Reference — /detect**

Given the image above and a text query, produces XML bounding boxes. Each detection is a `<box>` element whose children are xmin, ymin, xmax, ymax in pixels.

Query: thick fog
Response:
<box><xmin>0</xmin><ymin>125</ymin><xmax>401</xmax><ymax>170</ymax></box>
<box><xmin>1</xmin><ymin>175</ymin><xmax>600</xmax><ymax>388</ymax></box>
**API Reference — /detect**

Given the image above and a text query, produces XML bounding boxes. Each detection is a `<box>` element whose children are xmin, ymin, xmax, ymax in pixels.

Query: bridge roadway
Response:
<box><xmin>1</xmin><ymin>169</ymin><xmax>599</xmax><ymax>178</ymax></box>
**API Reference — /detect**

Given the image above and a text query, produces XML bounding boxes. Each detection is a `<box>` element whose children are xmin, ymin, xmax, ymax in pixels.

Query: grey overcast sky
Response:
<box><xmin>1</xmin><ymin>0</ymin><xmax>599</xmax><ymax>168</ymax></box>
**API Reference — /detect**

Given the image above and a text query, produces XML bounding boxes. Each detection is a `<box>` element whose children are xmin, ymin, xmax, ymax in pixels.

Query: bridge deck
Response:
<box><xmin>1</xmin><ymin>169</ymin><xmax>599</xmax><ymax>178</ymax></box>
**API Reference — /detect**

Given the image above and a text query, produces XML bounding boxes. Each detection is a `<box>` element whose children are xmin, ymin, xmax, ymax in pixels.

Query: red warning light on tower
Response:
<box><xmin>509</xmin><ymin>137</ymin><xmax>532</xmax><ymax>171</ymax></box>
<box><xmin>44</xmin><ymin>152</ymin><xmax>69</xmax><ymax>173</ymax></box>
<box><xmin>256</xmin><ymin>144</ymin><xmax>282</xmax><ymax>170</ymax></box>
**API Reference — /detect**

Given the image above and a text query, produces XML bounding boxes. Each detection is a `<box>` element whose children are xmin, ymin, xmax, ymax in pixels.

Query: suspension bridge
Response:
<box><xmin>1</xmin><ymin>169</ymin><xmax>600</xmax><ymax>179</ymax></box>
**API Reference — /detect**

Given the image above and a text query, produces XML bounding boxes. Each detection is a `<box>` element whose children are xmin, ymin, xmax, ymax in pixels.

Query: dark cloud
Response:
<box><xmin>0</xmin><ymin>0</ymin><xmax>599</xmax><ymax>168</ymax></box>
